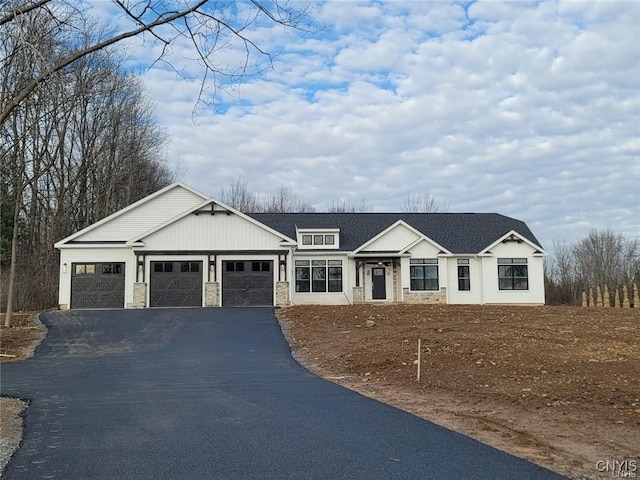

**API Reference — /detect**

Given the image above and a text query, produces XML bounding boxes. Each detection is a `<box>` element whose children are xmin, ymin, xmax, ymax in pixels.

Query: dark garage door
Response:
<box><xmin>222</xmin><ymin>260</ymin><xmax>273</xmax><ymax>306</ymax></box>
<box><xmin>71</xmin><ymin>262</ymin><xmax>125</xmax><ymax>309</ymax></box>
<box><xmin>150</xmin><ymin>261</ymin><xmax>203</xmax><ymax>307</ymax></box>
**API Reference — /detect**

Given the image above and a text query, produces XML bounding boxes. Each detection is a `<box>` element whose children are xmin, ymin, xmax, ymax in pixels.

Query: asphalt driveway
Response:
<box><xmin>0</xmin><ymin>308</ymin><xmax>566</xmax><ymax>479</ymax></box>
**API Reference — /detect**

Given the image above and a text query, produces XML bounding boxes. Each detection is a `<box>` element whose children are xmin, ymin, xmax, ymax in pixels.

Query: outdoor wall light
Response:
<box><xmin>62</xmin><ymin>263</ymin><xmax>67</xmax><ymax>273</ymax></box>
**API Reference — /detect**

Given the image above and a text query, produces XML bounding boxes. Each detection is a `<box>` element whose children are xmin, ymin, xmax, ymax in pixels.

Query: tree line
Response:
<box><xmin>217</xmin><ymin>176</ymin><xmax>449</xmax><ymax>214</ymax></box>
<box><xmin>545</xmin><ymin>230</ymin><xmax>640</xmax><ymax>306</ymax></box>
<box><xmin>1</xmin><ymin>4</ymin><xmax>174</xmax><ymax>315</ymax></box>
<box><xmin>1</xmin><ymin>0</ymin><xmax>315</xmax><ymax>324</ymax></box>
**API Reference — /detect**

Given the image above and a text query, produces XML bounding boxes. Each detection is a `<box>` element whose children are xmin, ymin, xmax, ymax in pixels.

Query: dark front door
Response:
<box><xmin>222</xmin><ymin>260</ymin><xmax>273</xmax><ymax>306</ymax></box>
<box><xmin>71</xmin><ymin>262</ymin><xmax>125</xmax><ymax>309</ymax></box>
<box><xmin>372</xmin><ymin>267</ymin><xmax>386</xmax><ymax>300</ymax></box>
<box><xmin>149</xmin><ymin>261</ymin><xmax>203</xmax><ymax>307</ymax></box>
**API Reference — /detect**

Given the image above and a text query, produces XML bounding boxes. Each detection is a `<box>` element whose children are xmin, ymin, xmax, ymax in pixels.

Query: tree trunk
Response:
<box><xmin>4</xmin><ymin>193</ymin><xmax>20</xmax><ymax>327</ymax></box>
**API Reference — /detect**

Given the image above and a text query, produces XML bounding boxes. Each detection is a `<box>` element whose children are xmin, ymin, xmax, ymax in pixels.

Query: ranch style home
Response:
<box><xmin>55</xmin><ymin>183</ymin><xmax>547</xmax><ymax>309</ymax></box>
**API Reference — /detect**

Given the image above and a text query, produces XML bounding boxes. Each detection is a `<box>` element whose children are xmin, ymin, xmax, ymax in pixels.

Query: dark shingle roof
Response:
<box><xmin>247</xmin><ymin>213</ymin><xmax>543</xmax><ymax>253</ymax></box>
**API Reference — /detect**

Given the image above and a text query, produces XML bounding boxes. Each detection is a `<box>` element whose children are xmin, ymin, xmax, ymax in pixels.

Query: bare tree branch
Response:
<box><xmin>0</xmin><ymin>0</ymin><xmax>53</xmax><ymax>26</ymax></box>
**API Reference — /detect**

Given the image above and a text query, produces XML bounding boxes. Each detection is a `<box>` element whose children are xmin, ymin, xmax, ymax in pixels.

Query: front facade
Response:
<box><xmin>55</xmin><ymin>183</ymin><xmax>546</xmax><ymax>309</ymax></box>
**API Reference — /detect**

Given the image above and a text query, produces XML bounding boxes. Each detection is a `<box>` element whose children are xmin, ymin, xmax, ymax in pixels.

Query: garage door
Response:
<box><xmin>222</xmin><ymin>260</ymin><xmax>273</xmax><ymax>306</ymax></box>
<box><xmin>71</xmin><ymin>262</ymin><xmax>125</xmax><ymax>309</ymax></box>
<box><xmin>150</xmin><ymin>261</ymin><xmax>203</xmax><ymax>307</ymax></box>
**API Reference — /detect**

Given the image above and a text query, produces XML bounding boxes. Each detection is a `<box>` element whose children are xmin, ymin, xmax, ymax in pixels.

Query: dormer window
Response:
<box><xmin>297</xmin><ymin>229</ymin><xmax>340</xmax><ymax>249</ymax></box>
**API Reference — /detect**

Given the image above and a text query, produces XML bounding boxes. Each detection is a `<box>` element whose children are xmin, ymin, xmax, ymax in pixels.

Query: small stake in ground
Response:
<box><xmin>417</xmin><ymin>338</ymin><xmax>421</xmax><ymax>382</ymax></box>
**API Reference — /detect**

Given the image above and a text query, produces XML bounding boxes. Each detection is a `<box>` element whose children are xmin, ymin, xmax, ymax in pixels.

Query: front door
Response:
<box><xmin>372</xmin><ymin>267</ymin><xmax>386</xmax><ymax>300</ymax></box>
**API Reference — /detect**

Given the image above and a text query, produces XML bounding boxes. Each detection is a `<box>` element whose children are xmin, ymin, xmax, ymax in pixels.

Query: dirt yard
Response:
<box><xmin>1</xmin><ymin>307</ymin><xmax>638</xmax><ymax>479</ymax></box>
<box><xmin>277</xmin><ymin>305</ymin><xmax>639</xmax><ymax>480</ymax></box>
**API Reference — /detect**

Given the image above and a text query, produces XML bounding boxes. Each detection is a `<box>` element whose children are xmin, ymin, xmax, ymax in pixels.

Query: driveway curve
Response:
<box><xmin>0</xmin><ymin>308</ymin><xmax>566</xmax><ymax>479</ymax></box>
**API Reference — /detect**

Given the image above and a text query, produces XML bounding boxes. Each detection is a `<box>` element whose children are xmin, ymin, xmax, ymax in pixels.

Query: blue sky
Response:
<box><xmin>99</xmin><ymin>0</ymin><xmax>639</xmax><ymax>251</ymax></box>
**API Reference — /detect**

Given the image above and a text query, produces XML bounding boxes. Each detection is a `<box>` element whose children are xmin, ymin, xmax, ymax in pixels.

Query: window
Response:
<box><xmin>295</xmin><ymin>259</ymin><xmax>342</xmax><ymax>293</ymax></box>
<box><xmin>297</xmin><ymin>230</ymin><xmax>340</xmax><ymax>249</ymax></box>
<box><xmin>154</xmin><ymin>262</ymin><xmax>173</xmax><ymax>273</ymax></box>
<box><xmin>328</xmin><ymin>260</ymin><xmax>342</xmax><ymax>292</ymax></box>
<box><xmin>102</xmin><ymin>263</ymin><xmax>122</xmax><ymax>275</ymax></box>
<box><xmin>251</xmin><ymin>261</ymin><xmax>271</xmax><ymax>272</ymax></box>
<box><xmin>181</xmin><ymin>262</ymin><xmax>200</xmax><ymax>273</ymax></box>
<box><xmin>225</xmin><ymin>262</ymin><xmax>244</xmax><ymax>272</ymax></box>
<box><xmin>457</xmin><ymin>259</ymin><xmax>470</xmax><ymax>291</ymax></box>
<box><xmin>295</xmin><ymin>260</ymin><xmax>310</xmax><ymax>292</ymax></box>
<box><xmin>498</xmin><ymin>258</ymin><xmax>528</xmax><ymax>290</ymax></box>
<box><xmin>410</xmin><ymin>259</ymin><xmax>439</xmax><ymax>291</ymax></box>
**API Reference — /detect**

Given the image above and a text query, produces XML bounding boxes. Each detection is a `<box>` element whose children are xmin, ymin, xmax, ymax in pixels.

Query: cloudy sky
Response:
<box><xmin>104</xmin><ymin>0</ymin><xmax>639</xmax><ymax>251</ymax></box>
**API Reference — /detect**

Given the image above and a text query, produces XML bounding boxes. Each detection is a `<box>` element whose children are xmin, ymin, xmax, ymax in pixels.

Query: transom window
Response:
<box><xmin>301</xmin><ymin>234</ymin><xmax>336</xmax><ymax>247</ymax></box>
<box><xmin>457</xmin><ymin>259</ymin><xmax>470</xmax><ymax>291</ymax></box>
<box><xmin>498</xmin><ymin>258</ymin><xmax>528</xmax><ymax>290</ymax></box>
<box><xmin>74</xmin><ymin>263</ymin><xmax>96</xmax><ymax>275</ymax></box>
<box><xmin>297</xmin><ymin>230</ymin><xmax>339</xmax><ymax>249</ymax></box>
<box><xmin>295</xmin><ymin>259</ymin><xmax>342</xmax><ymax>293</ymax></box>
<box><xmin>154</xmin><ymin>262</ymin><xmax>173</xmax><ymax>273</ymax></box>
<box><xmin>75</xmin><ymin>263</ymin><xmax>123</xmax><ymax>275</ymax></box>
<box><xmin>410</xmin><ymin>259</ymin><xmax>439</xmax><ymax>291</ymax></box>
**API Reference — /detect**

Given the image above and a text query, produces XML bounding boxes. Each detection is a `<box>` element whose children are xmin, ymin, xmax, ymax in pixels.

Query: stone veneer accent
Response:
<box><xmin>402</xmin><ymin>287</ymin><xmax>447</xmax><ymax>304</ymax></box>
<box><xmin>132</xmin><ymin>283</ymin><xmax>147</xmax><ymax>308</ymax></box>
<box><xmin>276</xmin><ymin>281</ymin><xmax>290</xmax><ymax>306</ymax></box>
<box><xmin>352</xmin><ymin>287</ymin><xmax>364</xmax><ymax>304</ymax></box>
<box><xmin>204</xmin><ymin>282</ymin><xmax>219</xmax><ymax>307</ymax></box>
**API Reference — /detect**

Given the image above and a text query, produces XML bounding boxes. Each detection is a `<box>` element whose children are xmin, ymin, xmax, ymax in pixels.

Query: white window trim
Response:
<box><xmin>296</xmin><ymin>228</ymin><xmax>340</xmax><ymax>250</ymax></box>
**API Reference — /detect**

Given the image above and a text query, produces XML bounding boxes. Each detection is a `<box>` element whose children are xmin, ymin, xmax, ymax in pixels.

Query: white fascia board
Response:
<box><xmin>294</xmin><ymin>251</ymin><xmax>351</xmax><ymax>257</ymax></box>
<box><xmin>479</xmin><ymin>230</ymin><xmax>547</xmax><ymax>256</ymax></box>
<box><xmin>348</xmin><ymin>252</ymin><xmax>411</xmax><ymax>258</ymax></box>
<box><xmin>353</xmin><ymin>220</ymin><xmax>452</xmax><ymax>255</ymax></box>
<box><xmin>127</xmin><ymin>197</ymin><xmax>297</xmax><ymax>245</ymax></box>
<box><xmin>56</xmin><ymin>243</ymin><xmax>132</xmax><ymax>249</ymax></box>
<box><xmin>399</xmin><ymin>236</ymin><xmax>451</xmax><ymax>256</ymax></box>
<box><xmin>297</xmin><ymin>228</ymin><xmax>340</xmax><ymax>233</ymax></box>
<box><xmin>54</xmin><ymin>182</ymin><xmax>208</xmax><ymax>248</ymax></box>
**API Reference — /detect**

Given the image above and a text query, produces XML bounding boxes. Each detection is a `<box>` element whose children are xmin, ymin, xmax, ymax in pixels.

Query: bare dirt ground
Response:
<box><xmin>277</xmin><ymin>305</ymin><xmax>639</xmax><ymax>480</ymax></box>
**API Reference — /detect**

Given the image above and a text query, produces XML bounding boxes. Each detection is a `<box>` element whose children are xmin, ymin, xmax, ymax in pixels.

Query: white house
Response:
<box><xmin>55</xmin><ymin>182</ymin><xmax>547</xmax><ymax>309</ymax></box>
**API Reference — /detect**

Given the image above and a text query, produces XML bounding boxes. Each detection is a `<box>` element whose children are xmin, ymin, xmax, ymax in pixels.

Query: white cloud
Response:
<box><xmin>108</xmin><ymin>0</ymin><xmax>640</xmax><ymax>250</ymax></box>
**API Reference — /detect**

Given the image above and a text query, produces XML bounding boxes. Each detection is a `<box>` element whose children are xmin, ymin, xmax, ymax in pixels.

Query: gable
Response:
<box><xmin>138</xmin><ymin>210</ymin><xmax>289</xmax><ymax>250</ymax></box>
<box><xmin>480</xmin><ymin>231</ymin><xmax>547</xmax><ymax>257</ymax></box>
<box><xmin>359</xmin><ymin>222</ymin><xmax>420</xmax><ymax>253</ymax></box>
<box><xmin>57</xmin><ymin>183</ymin><xmax>208</xmax><ymax>245</ymax></box>
<box><xmin>405</xmin><ymin>239</ymin><xmax>442</xmax><ymax>258</ymax></box>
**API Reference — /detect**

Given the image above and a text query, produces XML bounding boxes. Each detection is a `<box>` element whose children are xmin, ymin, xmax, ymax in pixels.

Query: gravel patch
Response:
<box><xmin>0</xmin><ymin>397</ymin><xmax>28</xmax><ymax>476</ymax></box>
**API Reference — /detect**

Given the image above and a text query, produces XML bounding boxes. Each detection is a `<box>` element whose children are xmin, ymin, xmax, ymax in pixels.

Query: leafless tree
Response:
<box><xmin>1</xmin><ymin>10</ymin><xmax>174</xmax><ymax>323</ymax></box>
<box><xmin>401</xmin><ymin>192</ymin><xmax>448</xmax><ymax>213</ymax></box>
<box><xmin>1</xmin><ymin>0</ymin><xmax>316</xmax><ymax>124</ymax></box>
<box><xmin>545</xmin><ymin>229</ymin><xmax>640</xmax><ymax>306</ymax></box>
<box><xmin>217</xmin><ymin>176</ymin><xmax>261</xmax><ymax>212</ymax></box>
<box><xmin>261</xmin><ymin>186</ymin><xmax>315</xmax><ymax>213</ymax></box>
<box><xmin>328</xmin><ymin>197</ymin><xmax>370</xmax><ymax>213</ymax></box>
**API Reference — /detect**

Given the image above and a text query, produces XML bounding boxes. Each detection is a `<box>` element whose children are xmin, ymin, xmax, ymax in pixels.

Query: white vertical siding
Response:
<box><xmin>140</xmin><ymin>213</ymin><xmax>285</xmax><ymax>250</ymax></box>
<box><xmin>58</xmin><ymin>247</ymin><xmax>136</xmax><ymax>308</ymax></box>
<box><xmin>76</xmin><ymin>186</ymin><xmax>206</xmax><ymax>242</ymax></box>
